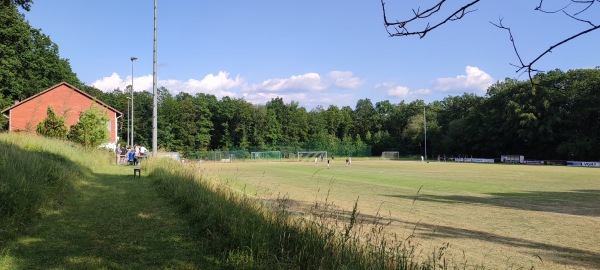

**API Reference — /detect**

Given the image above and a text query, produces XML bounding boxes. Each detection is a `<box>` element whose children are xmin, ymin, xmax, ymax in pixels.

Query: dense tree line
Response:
<box><xmin>79</xmin><ymin>68</ymin><xmax>598</xmax><ymax>161</ymax></box>
<box><xmin>0</xmin><ymin>2</ymin><xmax>82</xmax><ymax>102</ymax></box>
<box><xmin>2</xmin><ymin>1</ymin><xmax>599</xmax><ymax>161</ymax></box>
<box><xmin>0</xmin><ymin>2</ymin><xmax>82</xmax><ymax>128</ymax></box>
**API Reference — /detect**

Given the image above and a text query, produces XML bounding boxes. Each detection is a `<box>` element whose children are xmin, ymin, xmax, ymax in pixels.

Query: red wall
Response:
<box><xmin>8</xmin><ymin>84</ymin><xmax>119</xmax><ymax>143</ymax></box>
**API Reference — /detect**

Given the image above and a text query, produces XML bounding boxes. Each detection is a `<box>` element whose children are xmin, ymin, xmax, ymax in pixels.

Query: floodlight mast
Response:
<box><xmin>126</xmin><ymin>97</ymin><xmax>131</xmax><ymax>146</ymax></box>
<box><xmin>424</xmin><ymin>106</ymin><xmax>427</xmax><ymax>161</ymax></box>
<box><xmin>152</xmin><ymin>0</ymin><xmax>158</xmax><ymax>156</ymax></box>
<box><xmin>130</xmin><ymin>56</ymin><xmax>137</xmax><ymax>147</ymax></box>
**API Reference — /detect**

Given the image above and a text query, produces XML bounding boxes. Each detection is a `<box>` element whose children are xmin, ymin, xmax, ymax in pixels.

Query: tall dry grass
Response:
<box><xmin>145</xmin><ymin>158</ymin><xmax>442</xmax><ymax>269</ymax></box>
<box><xmin>0</xmin><ymin>133</ymin><xmax>114</xmax><ymax>242</ymax></box>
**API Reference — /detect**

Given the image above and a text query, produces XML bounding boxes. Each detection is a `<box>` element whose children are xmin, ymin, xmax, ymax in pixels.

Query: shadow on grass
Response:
<box><xmin>273</xmin><ymin>196</ymin><xmax>600</xmax><ymax>269</ymax></box>
<box><xmin>384</xmin><ymin>189</ymin><xmax>600</xmax><ymax>217</ymax></box>
<box><xmin>6</xmin><ymin>171</ymin><xmax>216</xmax><ymax>269</ymax></box>
<box><xmin>374</xmin><ymin>190</ymin><xmax>600</xmax><ymax>269</ymax></box>
<box><xmin>402</xmin><ymin>220</ymin><xmax>600</xmax><ymax>269</ymax></box>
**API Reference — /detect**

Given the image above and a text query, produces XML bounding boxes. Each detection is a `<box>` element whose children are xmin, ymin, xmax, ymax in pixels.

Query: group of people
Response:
<box><xmin>115</xmin><ymin>143</ymin><xmax>148</xmax><ymax>165</ymax></box>
<box><xmin>313</xmin><ymin>155</ymin><xmax>352</xmax><ymax>169</ymax></box>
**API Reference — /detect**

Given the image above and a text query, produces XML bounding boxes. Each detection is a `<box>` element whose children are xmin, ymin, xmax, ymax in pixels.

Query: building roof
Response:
<box><xmin>1</xmin><ymin>82</ymin><xmax>122</xmax><ymax>116</ymax></box>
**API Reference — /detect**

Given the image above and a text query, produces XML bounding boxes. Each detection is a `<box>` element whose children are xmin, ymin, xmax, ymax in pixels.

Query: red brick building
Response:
<box><xmin>1</xmin><ymin>82</ymin><xmax>122</xmax><ymax>145</ymax></box>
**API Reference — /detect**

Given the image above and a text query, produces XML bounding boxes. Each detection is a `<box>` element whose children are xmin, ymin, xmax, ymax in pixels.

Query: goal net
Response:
<box><xmin>297</xmin><ymin>151</ymin><xmax>327</xmax><ymax>162</ymax></box>
<box><xmin>382</xmin><ymin>151</ymin><xmax>400</xmax><ymax>160</ymax></box>
<box><xmin>250</xmin><ymin>151</ymin><xmax>282</xmax><ymax>161</ymax></box>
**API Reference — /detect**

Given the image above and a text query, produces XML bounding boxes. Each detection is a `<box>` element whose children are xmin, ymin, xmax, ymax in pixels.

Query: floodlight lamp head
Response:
<box><xmin>131</xmin><ymin>57</ymin><xmax>138</xmax><ymax>61</ymax></box>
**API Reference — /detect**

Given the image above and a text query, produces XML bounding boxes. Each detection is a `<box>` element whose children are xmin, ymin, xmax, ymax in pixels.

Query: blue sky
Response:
<box><xmin>24</xmin><ymin>1</ymin><xmax>599</xmax><ymax>109</ymax></box>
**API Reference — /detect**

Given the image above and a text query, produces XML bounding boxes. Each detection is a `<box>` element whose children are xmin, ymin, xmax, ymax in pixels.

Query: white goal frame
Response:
<box><xmin>382</xmin><ymin>151</ymin><xmax>400</xmax><ymax>160</ymax></box>
<box><xmin>297</xmin><ymin>151</ymin><xmax>327</xmax><ymax>162</ymax></box>
<box><xmin>250</xmin><ymin>151</ymin><xmax>282</xmax><ymax>160</ymax></box>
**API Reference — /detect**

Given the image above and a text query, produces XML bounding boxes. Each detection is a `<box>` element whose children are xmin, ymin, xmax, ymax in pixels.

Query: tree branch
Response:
<box><xmin>492</xmin><ymin>0</ymin><xmax>599</xmax><ymax>82</ymax></box>
<box><xmin>381</xmin><ymin>0</ymin><xmax>482</xmax><ymax>38</ymax></box>
<box><xmin>381</xmin><ymin>0</ymin><xmax>599</xmax><ymax>84</ymax></box>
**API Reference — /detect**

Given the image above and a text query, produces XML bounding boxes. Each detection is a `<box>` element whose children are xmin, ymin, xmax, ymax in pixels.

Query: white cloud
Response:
<box><xmin>379</xmin><ymin>83</ymin><xmax>431</xmax><ymax>100</ymax></box>
<box><xmin>249</xmin><ymin>71</ymin><xmax>363</xmax><ymax>92</ymax></box>
<box><xmin>326</xmin><ymin>71</ymin><xmax>363</xmax><ymax>89</ymax></box>
<box><xmin>433</xmin><ymin>66</ymin><xmax>494</xmax><ymax>93</ymax></box>
<box><xmin>132</xmin><ymin>75</ymin><xmax>154</xmax><ymax>92</ymax></box>
<box><xmin>91</xmin><ymin>72</ymin><xmax>124</xmax><ymax>91</ymax></box>
<box><xmin>387</xmin><ymin>86</ymin><xmax>410</xmax><ymax>97</ymax></box>
<box><xmin>167</xmin><ymin>72</ymin><xmax>243</xmax><ymax>97</ymax></box>
<box><xmin>91</xmin><ymin>70</ymin><xmax>361</xmax><ymax>109</ymax></box>
<box><xmin>91</xmin><ymin>73</ymin><xmax>154</xmax><ymax>92</ymax></box>
<box><xmin>189</xmin><ymin>72</ymin><xmax>244</xmax><ymax>92</ymax></box>
<box><xmin>92</xmin><ymin>71</ymin><xmax>242</xmax><ymax>98</ymax></box>
<box><xmin>254</xmin><ymin>73</ymin><xmax>324</xmax><ymax>92</ymax></box>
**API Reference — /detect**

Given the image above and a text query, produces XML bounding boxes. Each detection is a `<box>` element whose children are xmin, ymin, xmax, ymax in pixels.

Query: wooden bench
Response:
<box><xmin>133</xmin><ymin>167</ymin><xmax>141</xmax><ymax>178</ymax></box>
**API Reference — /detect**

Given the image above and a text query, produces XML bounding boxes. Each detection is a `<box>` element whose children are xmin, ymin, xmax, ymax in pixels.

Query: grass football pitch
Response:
<box><xmin>198</xmin><ymin>159</ymin><xmax>599</xmax><ymax>269</ymax></box>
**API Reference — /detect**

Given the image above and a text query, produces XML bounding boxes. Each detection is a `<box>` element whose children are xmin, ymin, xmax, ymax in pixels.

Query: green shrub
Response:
<box><xmin>67</xmin><ymin>106</ymin><xmax>109</xmax><ymax>148</ymax></box>
<box><xmin>36</xmin><ymin>106</ymin><xmax>68</xmax><ymax>140</ymax></box>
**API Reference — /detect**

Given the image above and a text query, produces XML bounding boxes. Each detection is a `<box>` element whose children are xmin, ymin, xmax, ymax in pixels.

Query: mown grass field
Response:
<box><xmin>4</xmin><ymin>134</ymin><xmax>432</xmax><ymax>269</ymax></box>
<box><xmin>198</xmin><ymin>159</ymin><xmax>600</xmax><ymax>270</ymax></box>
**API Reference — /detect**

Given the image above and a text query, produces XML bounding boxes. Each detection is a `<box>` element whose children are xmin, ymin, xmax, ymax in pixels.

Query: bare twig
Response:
<box><xmin>492</xmin><ymin>0</ymin><xmax>599</xmax><ymax>82</ymax></box>
<box><xmin>534</xmin><ymin>0</ymin><xmax>572</xmax><ymax>14</ymax></box>
<box><xmin>381</xmin><ymin>0</ymin><xmax>599</xmax><ymax>84</ymax></box>
<box><xmin>381</xmin><ymin>0</ymin><xmax>482</xmax><ymax>38</ymax></box>
<box><xmin>490</xmin><ymin>19</ymin><xmax>538</xmax><ymax>82</ymax></box>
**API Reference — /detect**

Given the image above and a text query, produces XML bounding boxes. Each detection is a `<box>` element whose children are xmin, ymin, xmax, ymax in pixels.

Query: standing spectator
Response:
<box><xmin>115</xmin><ymin>144</ymin><xmax>121</xmax><ymax>164</ymax></box>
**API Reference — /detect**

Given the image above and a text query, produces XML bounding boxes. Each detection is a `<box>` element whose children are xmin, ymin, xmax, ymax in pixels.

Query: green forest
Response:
<box><xmin>2</xmin><ymin>1</ymin><xmax>599</xmax><ymax>161</ymax></box>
